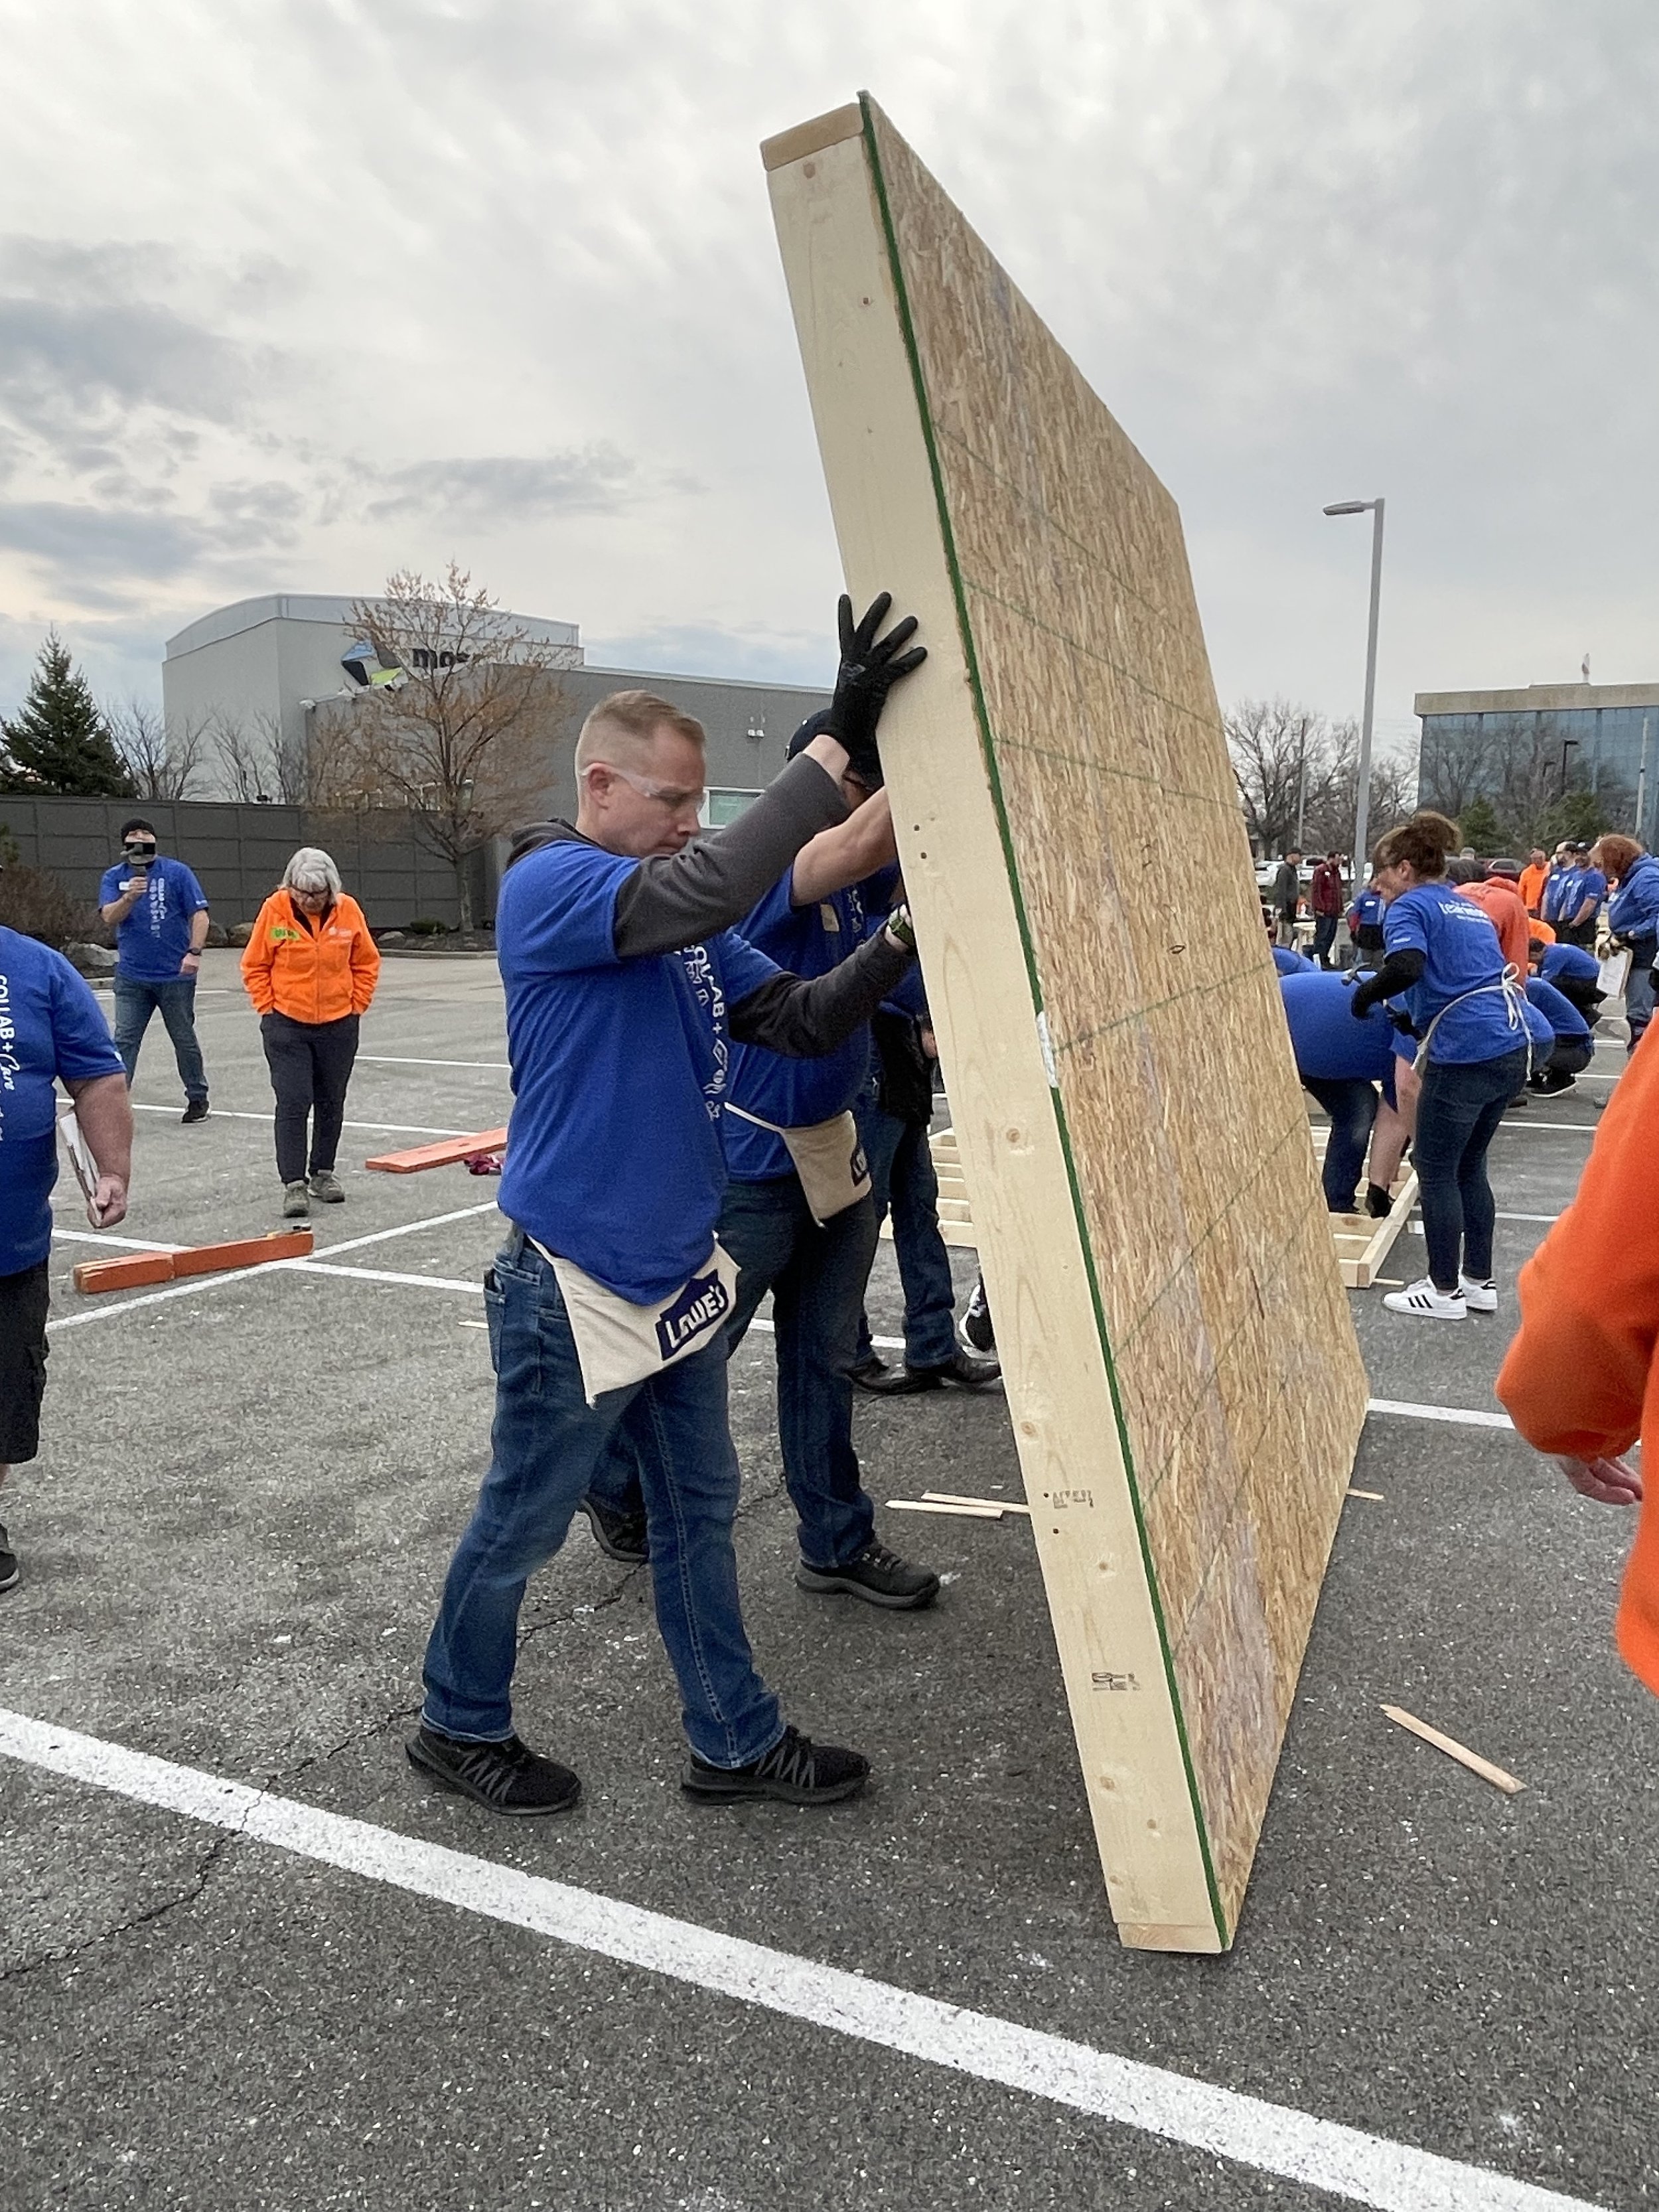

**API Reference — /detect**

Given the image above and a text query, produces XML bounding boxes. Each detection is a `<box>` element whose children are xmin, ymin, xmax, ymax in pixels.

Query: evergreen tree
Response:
<box><xmin>0</xmin><ymin>632</ymin><xmax>133</xmax><ymax>796</ymax></box>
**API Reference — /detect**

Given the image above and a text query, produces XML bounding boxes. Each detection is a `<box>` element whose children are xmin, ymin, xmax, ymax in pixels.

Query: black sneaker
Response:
<box><xmin>796</xmin><ymin>1539</ymin><xmax>940</xmax><ymax>1609</ymax></box>
<box><xmin>579</xmin><ymin>1495</ymin><xmax>649</xmax><ymax>1567</ymax></box>
<box><xmin>0</xmin><ymin>1524</ymin><xmax>17</xmax><ymax>1593</ymax></box>
<box><xmin>859</xmin><ymin>1348</ymin><xmax>1001</xmax><ymax>1394</ymax></box>
<box><xmin>405</xmin><ymin>1725</ymin><xmax>581</xmax><ymax>1816</ymax></box>
<box><xmin>182</xmin><ymin>1098</ymin><xmax>210</xmax><ymax>1124</ymax></box>
<box><xmin>960</xmin><ymin>1274</ymin><xmax>995</xmax><ymax>1353</ymax></box>
<box><xmin>683</xmin><ymin>1724</ymin><xmax>870</xmax><ymax>1806</ymax></box>
<box><xmin>846</xmin><ymin>1353</ymin><xmax>891</xmax><ymax>1390</ymax></box>
<box><xmin>1364</xmin><ymin>1182</ymin><xmax>1394</xmax><ymax>1219</ymax></box>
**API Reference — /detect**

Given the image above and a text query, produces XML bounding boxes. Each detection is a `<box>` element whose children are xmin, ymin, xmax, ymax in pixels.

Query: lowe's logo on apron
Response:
<box><xmin>655</xmin><ymin>1264</ymin><xmax>732</xmax><ymax>1361</ymax></box>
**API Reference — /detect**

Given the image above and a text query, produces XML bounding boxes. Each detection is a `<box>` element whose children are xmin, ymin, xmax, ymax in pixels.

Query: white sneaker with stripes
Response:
<box><xmin>1459</xmin><ymin>1274</ymin><xmax>1498</xmax><ymax>1313</ymax></box>
<box><xmin>1382</xmin><ymin>1276</ymin><xmax>1467</xmax><ymax>1320</ymax></box>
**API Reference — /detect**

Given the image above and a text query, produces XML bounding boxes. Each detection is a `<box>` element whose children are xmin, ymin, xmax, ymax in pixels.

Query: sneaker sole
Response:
<box><xmin>1381</xmin><ymin>1301</ymin><xmax>1467</xmax><ymax>1320</ymax></box>
<box><xmin>404</xmin><ymin>1739</ymin><xmax>581</xmax><ymax>1817</ymax></box>
<box><xmin>577</xmin><ymin>1501</ymin><xmax>650</xmax><ymax>1567</ymax></box>
<box><xmin>0</xmin><ymin>1564</ymin><xmax>19</xmax><ymax>1593</ymax></box>
<box><xmin>794</xmin><ymin>1566</ymin><xmax>940</xmax><ymax>1610</ymax></box>
<box><xmin>681</xmin><ymin>1767</ymin><xmax>870</xmax><ymax>1806</ymax></box>
<box><xmin>310</xmin><ymin>1189</ymin><xmax>346</xmax><ymax>1203</ymax></box>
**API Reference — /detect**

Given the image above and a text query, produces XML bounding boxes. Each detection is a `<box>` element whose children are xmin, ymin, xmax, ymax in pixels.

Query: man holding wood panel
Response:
<box><xmin>412</xmin><ymin>599</ymin><xmax>926</xmax><ymax>1817</ymax></box>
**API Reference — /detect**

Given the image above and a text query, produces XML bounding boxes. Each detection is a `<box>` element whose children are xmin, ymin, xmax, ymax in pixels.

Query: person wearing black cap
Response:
<box><xmin>98</xmin><ymin>816</ymin><xmax>212</xmax><ymax>1122</ymax></box>
<box><xmin>583</xmin><ymin>700</ymin><xmax>943</xmax><ymax>1611</ymax></box>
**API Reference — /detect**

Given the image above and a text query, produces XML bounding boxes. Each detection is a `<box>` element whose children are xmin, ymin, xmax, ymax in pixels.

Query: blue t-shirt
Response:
<box><xmin>1609</xmin><ymin>853</ymin><xmax>1659</xmax><ymax>942</ymax></box>
<box><xmin>721</xmin><ymin>868</ymin><xmax>873</xmax><ymax>1181</ymax></box>
<box><xmin>98</xmin><ymin>855</ymin><xmax>209</xmax><ymax>982</ymax></box>
<box><xmin>1382</xmin><ymin>884</ymin><xmax>1526</xmax><ymax>1065</ymax></box>
<box><xmin>1271</xmin><ymin>945</ymin><xmax>1316</xmax><ymax>975</ymax></box>
<box><xmin>1538</xmin><ymin>942</ymin><xmax>1599</xmax><ymax>986</ymax></box>
<box><xmin>1542</xmin><ymin>866</ymin><xmax>1583</xmax><ymax>924</ymax></box>
<box><xmin>1348</xmin><ymin>887</ymin><xmax>1385</xmax><ymax>934</ymax></box>
<box><xmin>1524</xmin><ymin>976</ymin><xmax>1591</xmax><ymax>1040</ymax></box>
<box><xmin>492</xmin><ymin>838</ymin><xmax>779</xmax><ymax>1304</ymax></box>
<box><xmin>1278</xmin><ymin>972</ymin><xmax>1394</xmax><ymax>1082</ymax></box>
<box><xmin>0</xmin><ymin>926</ymin><xmax>125</xmax><ymax>1273</ymax></box>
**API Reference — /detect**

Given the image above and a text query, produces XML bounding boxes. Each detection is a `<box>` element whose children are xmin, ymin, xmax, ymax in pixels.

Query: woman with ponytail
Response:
<box><xmin>1349</xmin><ymin>812</ymin><xmax>1530</xmax><ymax>1320</ymax></box>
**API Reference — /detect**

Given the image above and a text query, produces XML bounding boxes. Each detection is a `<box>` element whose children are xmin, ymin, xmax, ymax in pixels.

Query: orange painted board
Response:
<box><xmin>72</xmin><ymin>1229</ymin><xmax>314</xmax><ymax>1295</ymax></box>
<box><xmin>364</xmin><ymin>1128</ymin><xmax>508</xmax><ymax>1174</ymax></box>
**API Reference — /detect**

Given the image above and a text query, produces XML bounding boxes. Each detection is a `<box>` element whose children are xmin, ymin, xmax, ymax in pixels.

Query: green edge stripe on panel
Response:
<box><xmin>857</xmin><ymin>91</ymin><xmax>1226</xmax><ymax>1948</ymax></box>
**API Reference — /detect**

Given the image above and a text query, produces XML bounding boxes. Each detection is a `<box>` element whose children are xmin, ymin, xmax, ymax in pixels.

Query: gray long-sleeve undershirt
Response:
<box><xmin>728</xmin><ymin>928</ymin><xmax>912</xmax><ymax>1058</ymax></box>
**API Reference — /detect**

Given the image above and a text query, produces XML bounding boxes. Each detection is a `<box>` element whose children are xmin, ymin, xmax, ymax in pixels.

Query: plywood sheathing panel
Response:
<box><xmin>766</xmin><ymin>99</ymin><xmax>1368</xmax><ymax>1950</ymax></box>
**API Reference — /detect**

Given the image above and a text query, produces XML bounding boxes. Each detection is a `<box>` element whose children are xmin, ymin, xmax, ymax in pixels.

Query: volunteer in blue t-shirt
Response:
<box><xmin>1345</xmin><ymin>877</ymin><xmax>1386</xmax><ymax>965</ymax></box>
<box><xmin>1556</xmin><ymin>843</ymin><xmax>1606</xmax><ymax>950</ymax></box>
<box><xmin>415</xmin><ymin>595</ymin><xmax>928</xmax><ymax>1820</ymax></box>
<box><xmin>98</xmin><ymin>816</ymin><xmax>212</xmax><ymax>1122</ymax></box>
<box><xmin>1271</xmin><ymin>944</ymin><xmax>1315</xmax><ymax>976</ymax></box>
<box><xmin>0</xmin><ymin>919</ymin><xmax>131</xmax><ymax>1595</ymax></box>
<box><xmin>1277</xmin><ymin>970</ymin><xmax>1400</xmax><ymax>1213</ymax></box>
<box><xmin>1350</xmin><ymin>810</ymin><xmax>1530</xmax><ymax>1320</ymax></box>
<box><xmin>1597</xmin><ymin>836</ymin><xmax>1659</xmax><ymax>1055</ymax></box>
<box><xmin>1523</xmin><ymin>974</ymin><xmax>1594</xmax><ymax>1094</ymax></box>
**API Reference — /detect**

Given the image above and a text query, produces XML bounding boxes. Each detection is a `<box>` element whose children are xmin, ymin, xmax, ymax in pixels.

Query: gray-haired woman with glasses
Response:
<box><xmin>240</xmin><ymin>848</ymin><xmax>381</xmax><ymax>1217</ymax></box>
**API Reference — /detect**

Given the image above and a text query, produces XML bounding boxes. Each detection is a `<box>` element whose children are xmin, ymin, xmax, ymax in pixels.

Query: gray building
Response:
<box><xmin>1415</xmin><ymin>680</ymin><xmax>1659</xmax><ymax>845</ymax></box>
<box><xmin>163</xmin><ymin>593</ymin><xmax>584</xmax><ymax>794</ymax></box>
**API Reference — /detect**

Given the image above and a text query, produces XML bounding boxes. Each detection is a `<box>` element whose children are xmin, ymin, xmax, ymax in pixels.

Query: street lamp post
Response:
<box><xmin>1323</xmin><ymin>497</ymin><xmax>1386</xmax><ymax>875</ymax></box>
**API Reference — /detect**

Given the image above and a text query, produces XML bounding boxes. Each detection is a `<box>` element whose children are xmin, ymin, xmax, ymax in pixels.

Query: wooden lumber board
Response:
<box><xmin>73</xmin><ymin>1229</ymin><xmax>313</xmax><ymax>1294</ymax></box>
<box><xmin>766</xmin><ymin>99</ymin><xmax>1368</xmax><ymax>1951</ymax></box>
<box><xmin>364</xmin><ymin>1128</ymin><xmax>508</xmax><ymax>1174</ymax></box>
<box><xmin>1309</xmin><ymin>1126</ymin><xmax>1420</xmax><ymax>1288</ymax></box>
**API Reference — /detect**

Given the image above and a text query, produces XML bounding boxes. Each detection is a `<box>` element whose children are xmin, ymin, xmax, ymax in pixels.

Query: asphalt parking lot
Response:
<box><xmin>1</xmin><ymin>949</ymin><xmax>1652</xmax><ymax>2211</ymax></box>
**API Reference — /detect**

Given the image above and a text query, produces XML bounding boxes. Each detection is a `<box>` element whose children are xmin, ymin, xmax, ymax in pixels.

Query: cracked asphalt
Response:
<box><xmin>1</xmin><ymin>952</ymin><xmax>1654</xmax><ymax>2211</ymax></box>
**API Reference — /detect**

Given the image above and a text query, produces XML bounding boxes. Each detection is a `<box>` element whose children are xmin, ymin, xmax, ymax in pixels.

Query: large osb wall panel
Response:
<box><xmin>766</xmin><ymin>96</ymin><xmax>1368</xmax><ymax>1948</ymax></box>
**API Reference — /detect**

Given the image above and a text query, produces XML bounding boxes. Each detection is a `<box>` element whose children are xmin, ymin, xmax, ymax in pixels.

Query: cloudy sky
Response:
<box><xmin>2</xmin><ymin>0</ymin><xmax>1654</xmax><ymax>765</ymax></box>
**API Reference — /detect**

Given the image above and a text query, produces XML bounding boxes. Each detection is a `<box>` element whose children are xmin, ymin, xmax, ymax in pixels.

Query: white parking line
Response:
<box><xmin>0</xmin><ymin>1708</ymin><xmax>1597</xmax><ymax>2212</ymax></box>
<box><xmin>1367</xmin><ymin>1398</ymin><xmax>1514</xmax><ymax>1432</ymax></box>
<box><xmin>358</xmin><ymin>1056</ymin><xmax>509</xmax><ymax>1071</ymax></box>
<box><xmin>129</xmin><ymin>1104</ymin><xmax>476</xmax><ymax>1138</ymax></box>
<box><xmin>293</xmin><ymin>1261</ymin><xmax>483</xmax><ymax>1295</ymax></box>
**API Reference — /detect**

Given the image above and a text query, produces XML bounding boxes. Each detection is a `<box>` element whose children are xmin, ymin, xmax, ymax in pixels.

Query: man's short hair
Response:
<box><xmin>575</xmin><ymin>690</ymin><xmax>705</xmax><ymax>774</ymax></box>
<box><xmin>119</xmin><ymin>816</ymin><xmax>157</xmax><ymax>840</ymax></box>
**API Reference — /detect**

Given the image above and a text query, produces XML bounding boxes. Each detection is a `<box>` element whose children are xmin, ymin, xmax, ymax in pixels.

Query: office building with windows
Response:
<box><xmin>1415</xmin><ymin>680</ymin><xmax>1659</xmax><ymax>845</ymax></box>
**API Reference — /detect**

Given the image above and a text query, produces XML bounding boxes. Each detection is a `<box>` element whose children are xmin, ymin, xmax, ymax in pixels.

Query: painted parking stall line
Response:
<box><xmin>0</xmin><ymin>1708</ymin><xmax>1601</xmax><ymax>2212</ymax></box>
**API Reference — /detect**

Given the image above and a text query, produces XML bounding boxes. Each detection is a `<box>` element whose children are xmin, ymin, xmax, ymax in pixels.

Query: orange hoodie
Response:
<box><xmin>242</xmin><ymin>887</ymin><xmax>381</xmax><ymax>1023</ymax></box>
<box><xmin>1496</xmin><ymin>1031</ymin><xmax>1659</xmax><ymax>1695</ymax></box>
<box><xmin>1457</xmin><ymin>879</ymin><xmax>1531</xmax><ymax>974</ymax></box>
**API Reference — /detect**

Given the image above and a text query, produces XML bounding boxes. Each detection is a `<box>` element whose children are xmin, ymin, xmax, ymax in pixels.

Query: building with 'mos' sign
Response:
<box><xmin>162</xmin><ymin>593</ymin><xmax>831</xmax><ymax>824</ymax></box>
<box><xmin>1415</xmin><ymin>680</ymin><xmax>1659</xmax><ymax>846</ymax></box>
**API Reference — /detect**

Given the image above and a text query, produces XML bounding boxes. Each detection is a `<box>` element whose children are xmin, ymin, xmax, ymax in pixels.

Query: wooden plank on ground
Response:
<box><xmin>1382</xmin><ymin>1705</ymin><xmax>1525</xmax><ymax>1795</ymax></box>
<box><xmin>364</xmin><ymin>1128</ymin><xmax>508</xmax><ymax>1174</ymax></box>
<box><xmin>768</xmin><ymin>98</ymin><xmax>1368</xmax><ymax>1952</ymax></box>
<box><xmin>73</xmin><ymin>1229</ymin><xmax>314</xmax><ymax>1295</ymax></box>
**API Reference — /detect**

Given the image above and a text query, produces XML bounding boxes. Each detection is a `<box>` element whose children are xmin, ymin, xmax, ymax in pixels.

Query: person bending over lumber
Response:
<box><xmin>412</xmin><ymin>595</ymin><xmax>926</xmax><ymax>1818</ymax></box>
<box><xmin>1496</xmin><ymin>1029</ymin><xmax>1656</xmax><ymax>1699</ymax></box>
<box><xmin>1277</xmin><ymin>968</ymin><xmax>1405</xmax><ymax>1215</ymax></box>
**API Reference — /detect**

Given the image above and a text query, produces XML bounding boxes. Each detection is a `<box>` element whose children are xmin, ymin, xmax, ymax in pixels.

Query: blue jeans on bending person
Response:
<box><xmin>1413</xmin><ymin>1049</ymin><xmax>1528</xmax><ymax>1291</ymax></box>
<box><xmin>1303</xmin><ymin>1076</ymin><xmax>1380</xmax><ymax>1211</ymax></box>
<box><xmin>852</xmin><ymin>1089</ymin><xmax>958</xmax><ymax>1369</ymax></box>
<box><xmin>588</xmin><ymin>1177</ymin><xmax>881</xmax><ymax>1570</ymax></box>
<box><xmin>421</xmin><ymin>1232</ymin><xmax>783</xmax><ymax>1769</ymax></box>
<box><xmin>112</xmin><ymin>975</ymin><xmax>208</xmax><ymax>1102</ymax></box>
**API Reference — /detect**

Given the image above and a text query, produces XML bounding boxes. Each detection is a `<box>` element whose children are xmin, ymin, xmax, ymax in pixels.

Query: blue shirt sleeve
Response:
<box><xmin>1382</xmin><ymin>893</ymin><xmax>1430</xmax><ymax>956</ymax></box>
<box><xmin>174</xmin><ymin>861</ymin><xmax>210</xmax><ymax>915</ymax></box>
<box><xmin>498</xmin><ymin>842</ymin><xmax>635</xmax><ymax>976</ymax></box>
<box><xmin>98</xmin><ymin>863</ymin><xmax>125</xmax><ymax>904</ymax></box>
<box><xmin>49</xmin><ymin>954</ymin><xmax>124</xmax><ymax>1080</ymax></box>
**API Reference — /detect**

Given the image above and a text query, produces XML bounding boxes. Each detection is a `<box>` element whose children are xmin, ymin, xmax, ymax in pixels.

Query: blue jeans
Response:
<box><xmin>421</xmin><ymin>1234</ymin><xmax>782</xmax><ymax>1767</ymax></box>
<box><xmin>1311</xmin><ymin>913</ymin><xmax>1338</xmax><ymax>966</ymax></box>
<box><xmin>1413</xmin><ymin>1049</ymin><xmax>1528</xmax><ymax>1290</ymax></box>
<box><xmin>1303</xmin><ymin>1076</ymin><xmax>1379</xmax><ymax>1211</ymax></box>
<box><xmin>1624</xmin><ymin>939</ymin><xmax>1656</xmax><ymax>1051</ymax></box>
<box><xmin>590</xmin><ymin>1178</ymin><xmax>880</xmax><ymax>1570</ymax></box>
<box><xmin>853</xmin><ymin>1088</ymin><xmax>957</xmax><ymax>1368</ymax></box>
<box><xmin>113</xmin><ymin>975</ymin><xmax>208</xmax><ymax>1102</ymax></box>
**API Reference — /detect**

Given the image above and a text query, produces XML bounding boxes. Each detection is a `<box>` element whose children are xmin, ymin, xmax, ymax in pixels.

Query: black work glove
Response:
<box><xmin>828</xmin><ymin>592</ymin><xmax>926</xmax><ymax>788</ymax></box>
<box><xmin>1349</xmin><ymin>976</ymin><xmax>1386</xmax><ymax>1019</ymax></box>
<box><xmin>1387</xmin><ymin>1009</ymin><xmax>1418</xmax><ymax>1036</ymax></box>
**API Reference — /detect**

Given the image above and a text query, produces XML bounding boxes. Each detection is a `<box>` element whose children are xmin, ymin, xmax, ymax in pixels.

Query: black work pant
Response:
<box><xmin>0</xmin><ymin>1261</ymin><xmax>50</xmax><ymax>1465</ymax></box>
<box><xmin>260</xmin><ymin>1011</ymin><xmax>360</xmax><ymax>1183</ymax></box>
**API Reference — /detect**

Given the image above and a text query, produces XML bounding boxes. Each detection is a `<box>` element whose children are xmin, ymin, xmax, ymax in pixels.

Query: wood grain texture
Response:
<box><xmin>766</xmin><ymin>98</ymin><xmax>1367</xmax><ymax>1947</ymax></box>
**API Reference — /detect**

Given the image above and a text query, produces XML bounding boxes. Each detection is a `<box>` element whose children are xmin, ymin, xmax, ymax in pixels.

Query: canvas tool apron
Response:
<box><xmin>721</xmin><ymin>1103</ymin><xmax>871</xmax><ymax>1226</ymax></box>
<box><xmin>516</xmin><ymin>1228</ymin><xmax>739</xmax><ymax>1407</ymax></box>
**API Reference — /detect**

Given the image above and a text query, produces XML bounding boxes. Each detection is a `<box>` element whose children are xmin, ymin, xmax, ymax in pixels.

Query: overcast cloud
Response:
<box><xmin>1</xmin><ymin>0</ymin><xmax>1654</xmax><ymax>757</ymax></box>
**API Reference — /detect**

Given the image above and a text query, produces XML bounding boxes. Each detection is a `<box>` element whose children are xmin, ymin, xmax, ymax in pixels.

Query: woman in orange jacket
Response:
<box><xmin>241</xmin><ymin>848</ymin><xmax>381</xmax><ymax>1218</ymax></box>
<box><xmin>1496</xmin><ymin>1026</ymin><xmax>1656</xmax><ymax>1696</ymax></box>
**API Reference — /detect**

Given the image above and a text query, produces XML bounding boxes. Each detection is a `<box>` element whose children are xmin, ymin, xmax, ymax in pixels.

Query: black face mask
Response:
<box><xmin>123</xmin><ymin>844</ymin><xmax>157</xmax><ymax>863</ymax></box>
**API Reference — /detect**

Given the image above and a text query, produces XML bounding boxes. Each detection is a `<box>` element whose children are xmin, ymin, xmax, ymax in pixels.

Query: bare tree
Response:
<box><xmin>1416</xmin><ymin>717</ymin><xmax>1501</xmax><ymax>819</ymax></box>
<box><xmin>332</xmin><ymin>565</ymin><xmax>573</xmax><ymax>926</ymax></box>
<box><xmin>106</xmin><ymin>698</ymin><xmax>209</xmax><ymax>800</ymax></box>
<box><xmin>210</xmin><ymin>709</ymin><xmax>285</xmax><ymax>804</ymax></box>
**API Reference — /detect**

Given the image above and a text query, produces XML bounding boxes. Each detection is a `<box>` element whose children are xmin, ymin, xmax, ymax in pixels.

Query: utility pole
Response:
<box><xmin>1323</xmin><ymin>498</ymin><xmax>1386</xmax><ymax>872</ymax></box>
